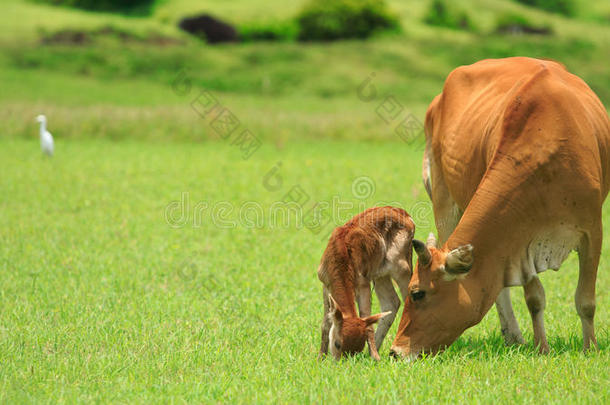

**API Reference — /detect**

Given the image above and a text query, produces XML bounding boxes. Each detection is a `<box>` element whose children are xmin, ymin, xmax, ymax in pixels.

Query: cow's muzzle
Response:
<box><xmin>389</xmin><ymin>346</ymin><xmax>421</xmax><ymax>362</ymax></box>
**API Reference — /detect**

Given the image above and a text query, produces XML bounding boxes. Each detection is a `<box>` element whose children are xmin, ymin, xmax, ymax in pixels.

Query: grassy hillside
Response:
<box><xmin>1</xmin><ymin>0</ymin><xmax>609</xmax><ymax>143</ymax></box>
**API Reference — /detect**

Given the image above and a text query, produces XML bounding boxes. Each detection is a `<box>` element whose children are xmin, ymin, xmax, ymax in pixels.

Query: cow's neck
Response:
<box><xmin>444</xmin><ymin>183</ymin><xmax>529</xmax><ymax>323</ymax></box>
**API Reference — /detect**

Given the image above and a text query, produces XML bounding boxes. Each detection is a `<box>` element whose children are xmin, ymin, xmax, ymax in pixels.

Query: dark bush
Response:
<box><xmin>178</xmin><ymin>14</ymin><xmax>238</xmax><ymax>44</ymax></box>
<box><xmin>424</xmin><ymin>0</ymin><xmax>473</xmax><ymax>31</ymax></box>
<box><xmin>36</xmin><ymin>0</ymin><xmax>155</xmax><ymax>13</ymax></box>
<box><xmin>513</xmin><ymin>0</ymin><xmax>576</xmax><ymax>17</ymax></box>
<box><xmin>296</xmin><ymin>0</ymin><xmax>400</xmax><ymax>41</ymax></box>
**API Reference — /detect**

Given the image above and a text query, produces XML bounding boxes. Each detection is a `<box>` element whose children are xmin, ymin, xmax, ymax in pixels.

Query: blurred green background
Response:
<box><xmin>1</xmin><ymin>0</ymin><xmax>609</xmax><ymax>143</ymax></box>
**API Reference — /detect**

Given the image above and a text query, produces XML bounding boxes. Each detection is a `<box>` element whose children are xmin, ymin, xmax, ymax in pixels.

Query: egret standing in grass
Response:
<box><xmin>36</xmin><ymin>114</ymin><xmax>54</xmax><ymax>156</ymax></box>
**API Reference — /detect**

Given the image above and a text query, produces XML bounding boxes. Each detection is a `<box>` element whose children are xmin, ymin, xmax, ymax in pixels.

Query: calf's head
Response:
<box><xmin>327</xmin><ymin>295</ymin><xmax>391</xmax><ymax>359</ymax></box>
<box><xmin>390</xmin><ymin>234</ymin><xmax>476</xmax><ymax>360</ymax></box>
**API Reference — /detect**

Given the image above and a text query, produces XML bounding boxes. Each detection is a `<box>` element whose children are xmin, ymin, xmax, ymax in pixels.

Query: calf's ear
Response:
<box><xmin>328</xmin><ymin>294</ymin><xmax>344</xmax><ymax>324</ymax></box>
<box><xmin>363</xmin><ymin>311</ymin><xmax>392</xmax><ymax>326</ymax></box>
<box><xmin>445</xmin><ymin>244</ymin><xmax>474</xmax><ymax>275</ymax></box>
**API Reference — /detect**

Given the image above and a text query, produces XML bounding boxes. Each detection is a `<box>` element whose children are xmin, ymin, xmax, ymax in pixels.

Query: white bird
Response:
<box><xmin>36</xmin><ymin>114</ymin><xmax>54</xmax><ymax>156</ymax></box>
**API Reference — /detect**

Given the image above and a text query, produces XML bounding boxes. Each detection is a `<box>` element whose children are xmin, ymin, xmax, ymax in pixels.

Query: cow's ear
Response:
<box><xmin>444</xmin><ymin>244</ymin><xmax>474</xmax><ymax>276</ymax></box>
<box><xmin>328</xmin><ymin>294</ymin><xmax>343</xmax><ymax>324</ymax></box>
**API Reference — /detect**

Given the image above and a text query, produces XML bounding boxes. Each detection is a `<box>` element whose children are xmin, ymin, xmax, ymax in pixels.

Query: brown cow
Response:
<box><xmin>390</xmin><ymin>57</ymin><xmax>610</xmax><ymax>360</ymax></box>
<box><xmin>318</xmin><ymin>206</ymin><xmax>414</xmax><ymax>360</ymax></box>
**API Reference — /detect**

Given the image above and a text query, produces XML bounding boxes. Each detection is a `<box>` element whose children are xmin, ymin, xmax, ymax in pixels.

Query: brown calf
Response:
<box><xmin>318</xmin><ymin>206</ymin><xmax>414</xmax><ymax>360</ymax></box>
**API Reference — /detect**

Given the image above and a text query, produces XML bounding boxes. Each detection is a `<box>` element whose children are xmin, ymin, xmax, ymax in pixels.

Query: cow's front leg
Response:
<box><xmin>356</xmin><ymin>283</ymin><xmax>379</xmax><ymax>360</ymax></box>
<box><xmin>496</xmin><ymin>288</ymin><xmax>525</xmax><ymax>346</ymax></box>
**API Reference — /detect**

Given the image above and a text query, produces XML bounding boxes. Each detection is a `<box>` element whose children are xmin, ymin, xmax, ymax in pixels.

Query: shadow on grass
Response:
<box><xmin>435</xmin><ymin>331</ymin><xmax>608</xmax><ymax>362</ymax></box>
<box><xmin>315</xmin><ymin>331</ymin><xmax>608</xmax><ymax>364</ymax></box>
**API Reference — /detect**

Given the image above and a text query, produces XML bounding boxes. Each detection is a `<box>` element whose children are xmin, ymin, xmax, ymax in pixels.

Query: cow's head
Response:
<box><xmin>327</xmin><ymin>295</ymin><xmax>391</xmax><ymax>359</ymax></box>
<box><xmin>390</xmin><ymin>234</ymin><xmax>476</xmax><ymax>360</ymax></box>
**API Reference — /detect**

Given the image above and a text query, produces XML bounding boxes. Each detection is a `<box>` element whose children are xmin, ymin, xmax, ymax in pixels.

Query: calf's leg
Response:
<box><xmin>356</xmin><ymin>283</ymin><xmax>380</xmax><ymax>360</ymax></box>
<box><xmin>319</xmin><ymin>286</ymin><xmax>332</xmax><ymax>358</ymax></box>
<box><xmin>373</xmin><ymin>276</ymin><xmax>400</xmax><ymax>351</ymax></box>
<box><xmin>393</xmin><ymin>259</ymin><xmax>412</xmax><ymax>301</ymax></box>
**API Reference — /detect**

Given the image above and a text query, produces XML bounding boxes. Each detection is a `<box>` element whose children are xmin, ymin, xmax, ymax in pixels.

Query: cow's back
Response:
<box><xmin>425</xmin><ymin>57</ymin><xmax>610</xmax><ymax>220</ymax></box>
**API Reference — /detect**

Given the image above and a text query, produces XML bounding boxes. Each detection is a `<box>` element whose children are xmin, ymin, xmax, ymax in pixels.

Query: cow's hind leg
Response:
<box><xmin>496</xmin><ymin>288</ymin><xmax>525</xmax><ymax>346</ymax></box>
<box><xmin>576</xmin><ymin>225</ymin><xmax>601</xmax><ymax>351</ymax></box>
<box><xmin>524</xmin><ymin>276</ymin><xmax>549</xmax><ymax>354</ymax></box>
<box><xmin>373</xmin><ymin>276</ymin><xmax>400</xmax><ymax>351</ymax></box>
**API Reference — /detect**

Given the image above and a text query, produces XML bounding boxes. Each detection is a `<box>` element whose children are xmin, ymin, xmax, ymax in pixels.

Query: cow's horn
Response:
<box><xmin>412</xmin><ymin>239</ymin><xmax>431</xmax><ymax>265</ymax></box>
<box><xmin>445</xmin><ymin>244</ymin><xmax>474</xmax><ymax>274</ymax></box>
<box><xmin>426</xmin><ymin>232</ymin><xmax>437</xmax><ymax>248</ymax></box>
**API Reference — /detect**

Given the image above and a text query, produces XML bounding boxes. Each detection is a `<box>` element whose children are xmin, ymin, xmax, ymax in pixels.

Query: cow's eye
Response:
<box><xmin>411</xmin><ymin>290</ymin><xmax>426</xmax><ymax>302</ymax></box>
<box><xmin>334</xmin><ymin>341</ymin><xmax>341</xmax><ymax>350</ymax></box>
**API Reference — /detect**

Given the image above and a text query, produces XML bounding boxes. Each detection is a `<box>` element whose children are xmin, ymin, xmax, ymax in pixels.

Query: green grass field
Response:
<box><xmin>1</xmin><ymin>0</ymin><xmax>610</xmax><ymax>402</ymax></box>
<box><xmin>1</xmin><ymin>139</ymin><xmax>609</xmax><ymax>402</ymax></box>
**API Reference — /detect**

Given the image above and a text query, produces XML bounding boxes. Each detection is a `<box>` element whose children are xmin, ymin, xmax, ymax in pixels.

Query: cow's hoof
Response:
<box><xmin>583</xmin><ymin>341</ymin><xmax>599</xmax><ymax>353</ymax></box>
